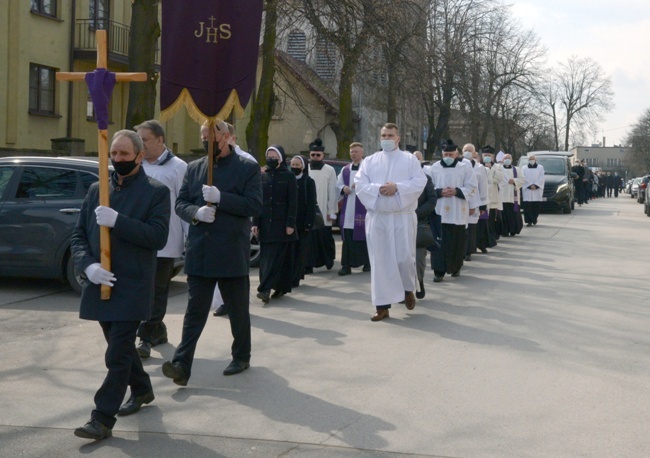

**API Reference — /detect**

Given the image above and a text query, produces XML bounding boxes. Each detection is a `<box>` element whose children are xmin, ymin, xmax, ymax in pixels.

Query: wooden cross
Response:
<box><xmin>57</xmin><ymin>30</ymin><xmax>147</xmax><ymax>300</ymax></box>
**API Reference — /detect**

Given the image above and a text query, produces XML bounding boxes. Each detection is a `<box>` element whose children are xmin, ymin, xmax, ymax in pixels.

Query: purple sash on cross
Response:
<box><xmin>85</xmin><ymin>69</ymin><xmax>116</xmax><ymax>130</ymax></box>
<box><xmin>340</xmin><ymin>164</ymin><xmax>367</xmax><ymax>241</ymax></box>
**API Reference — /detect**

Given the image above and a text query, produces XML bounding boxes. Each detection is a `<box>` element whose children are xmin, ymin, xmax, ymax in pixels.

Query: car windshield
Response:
<box><xmin>535</xmin><ymin>157</ymin><xmax>566</xmax><ymax>175</ymax></box>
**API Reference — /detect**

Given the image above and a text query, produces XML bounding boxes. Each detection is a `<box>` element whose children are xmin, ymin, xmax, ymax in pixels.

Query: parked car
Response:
<box><xmin>518</xmin><ymin>151</ymin><xmax>576</xmax><ymax>214</ymax></box>
<box><xmin>630</xmin><ymin>178</ymin><xmax>642</xmax><ymax>199</ymax></box>
<box><xmin>0</xmin><ymin>156</ymin><xmax>183</xmax><ymax>293</ymax></box>
<box><xmin>637</xmin><ymin>175</ymin><xmax>649</xmax><ymax>204</ymax></box>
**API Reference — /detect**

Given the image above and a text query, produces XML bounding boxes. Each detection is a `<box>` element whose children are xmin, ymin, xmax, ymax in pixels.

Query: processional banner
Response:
<box><xmin>160</xmin><ymin>0</ymin><xmax>264</xmax><ymax>123</ymax></box>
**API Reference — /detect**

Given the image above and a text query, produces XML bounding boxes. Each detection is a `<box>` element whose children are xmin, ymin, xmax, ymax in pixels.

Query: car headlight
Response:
<box><xmin>556</xmin><ymin>183</ymin><xmax>569</xmax><ymax>194</ymax></box>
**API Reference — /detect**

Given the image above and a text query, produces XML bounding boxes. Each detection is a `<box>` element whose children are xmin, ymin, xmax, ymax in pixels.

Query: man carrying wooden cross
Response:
<box><xmin>71</xmin><ymin>130</ymin><xmax>170</xmax><ymax>440</ymax></box>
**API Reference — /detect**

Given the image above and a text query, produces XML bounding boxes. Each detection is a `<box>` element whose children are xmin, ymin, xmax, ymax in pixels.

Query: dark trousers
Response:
<box><xmin>93</xmin><ymin>320</ymin><xmax>151</xmax><ymax>429</ymax></box>
<box><xmin>522</xmin><ymin>201</ymin><xmax>541</xmax><ymax>224</ymax></box>
<box><xmin>432</xmin><ymin>223</ymin><xmax>466</xmax><ymax>276</ymax></box>
<box><xmin>340</xmin><ymin>229</ymin><xmax>369</xmax><ymax>268</ymax></box>
<box><xmin>575</xmin><ymin>181</ymin><xmax>584</xmax><ymax>204</ymax></box>
<box><xmin>465</xmin><ymin>223</ymin><xmax>477</xmax><ymax>255</ymax></box>
<box><xmin>137</xmin><ymin>257</ymin><xmax>175</xmax><ymax>342</ymax></box>
<box><xmin>173</xmin><ymin>275</ymin><xmax>251</xmax><ymax>379</ymax></box>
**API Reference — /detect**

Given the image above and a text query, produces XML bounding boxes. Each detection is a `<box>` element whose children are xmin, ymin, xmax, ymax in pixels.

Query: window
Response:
<box><xmin>0</xmin><ymin>167</ymin><xmax>15</xmax><ymax>198</ymax></box>
<box><xmin>89</xmin><ymin>0</ymin><xmax>110</xmax><ymax>30</ymax></box>
<box><xmin>80</xmin><ymin>172</ymin><xmax>99</xmax><ymax>193</ymax></box>
<box><xmin>29</xmin><ymin>64</ymin><xmax>56</xmax><ymax>115</ymax></box>
<box><xmin>15</xmin><ymin>167</ymin><xmax>77</xmax><ymax>199</ymax></box>
<box><xmin>287</xmin><ymin>31</ymin><xmax>307</xmax><ymax>62</ymax></box>
<box><xmin>31</xmin><ymin>0</ymin><xmax>57</xmax><ymax>17</ymax></box>
<box><xmin>316</xmin><ymin>37</ymin><xmax>336</xmax><ymax>79</ymax></box>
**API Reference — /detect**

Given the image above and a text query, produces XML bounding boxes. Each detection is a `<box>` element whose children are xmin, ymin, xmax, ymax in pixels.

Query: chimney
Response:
<box><xmin>602</xmin><ymin>136</ymin><xmax>606</xmax><ymax>147</ymax></box>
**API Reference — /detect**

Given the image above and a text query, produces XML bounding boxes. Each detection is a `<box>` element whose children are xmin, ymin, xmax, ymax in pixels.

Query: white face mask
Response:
<box><xmin>442</xmin><ymin>157</ymin><xmax>455</xmax><ymax>165</ymax></box>
<box><xmin>463</xmin><ymin>151</ymin><xmax>473</xmax><ymax>159</ymax></box>
<box><xmin>504</xmin><ymin>159</ymin><xmax>512</xmax><ymax>166</ymax></box>
<box><xmin>380</xmin><ymin>139</ymin><xmax>397</xmax><ymax>151</ymax></box>
<box><xmin>529</xmin><ymin>160</ymin><xmax>536</xmax><ymax>165</ymax></box>
<box><xmin>483</xmin><ymin>156</ymin><xmax>492</xmax><ymax>163</ymax></box>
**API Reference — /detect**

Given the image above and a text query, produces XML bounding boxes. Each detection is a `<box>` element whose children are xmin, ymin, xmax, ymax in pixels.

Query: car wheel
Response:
<box><xmin>250</xmin><ymin>234</ymin><xmax>261</xmax><ymax>267</ymax></box>
<box><xmin>66</xmin><ymin>253</ymin><xmax>83</xmax><ymax>295</ymax></box>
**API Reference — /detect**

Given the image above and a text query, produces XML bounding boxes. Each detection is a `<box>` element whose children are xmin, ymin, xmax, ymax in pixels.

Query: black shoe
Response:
<box><xmin>271</xmin><ymin>290</ymin><xmax>286</xmax><ymax>298</ymax></box>
<box><xmin>362</xmin><ymin>265</ymin><xmax>371</xmax><ymax>272</ymax></box>
<box><xmin>479</xmin><ymin>247</ymin><xmax>488</xmax><ymax>254</ymax></box>
<box><xmin>451</xmin><ymin>271</ymin><xmax>460</xmax><ymax>277</ymax></box>
<box><xmin>117</xmin><ymin>390</ymin><xmax>155</xmax><ymax>416</ymax></box>
<box><xmin>326</xmin><ymin>261</ymin><xmax>333</xmax><ymax>270</ymax></box>
<box><xmin>74</xmin><ymin>419</ymin><xmax>112</xmax><ymax>440</ymax></box>
<box><xmin>464</xmin><ymin>254</ymin><xmax>472</xmax><ymax>261</ymax></box>
<box><xmin>213</xmin><ymin>305</ymin><xmax>227</xmax><ymax>316</ymax></box>
<box><xmin>162</xmin><ymin>361</ymin><xmax>188</xmax><ymax>386</ymax></box>
<box><xmin>433</xmin><ymin>275</ymin><xmax>444</xmax><ymax>283</ymax></box>
<box><xmin>223</xmin><ymin>360</ymin><xmax>250</xmax><ymax>376</ymax></box>
<box><xmin>150</xmin><ymin>326</ymin><xmax>168</xmax><ymax>347</ymax></box>
<box><xmin>137</xmin><ymin>340</ymin><xmax>151</xmax><ymax>359</ymax></box>
<box><xmin>416</xmin><ymin>279</ymin><xmax>425</xmax><ymax>299</ymax></box>
<box><xmin>338</xmin><ymin>266</ymin><xmax>351</xmax><ymax>276</ymax></box>
<box><xmin>526</xmin><ymin>222</ymin><xmax>532</xmax><ymax>227</ymax></box>
<box><xmin>256</xmin><ymin>291</ymin><xmax>270</xmax><ymax>304</ymax></box>
<box><xmin>304</xmin><ymin>267</ymin><xmax>313</xmax><ymax>275</ymax></box>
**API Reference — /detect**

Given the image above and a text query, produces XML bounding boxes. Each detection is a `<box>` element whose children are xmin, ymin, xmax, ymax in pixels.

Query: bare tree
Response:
<box><xmin>297</xmin><ymin>0</ymin><xmax>375</xmax><ymax>158</ymax></box>
<box><xmin>246</xmin><ymin>0</ymin><xmax>279</xmax><ymax>160</ymax></box>
<box><xmin>624</xmin><ymin>107</ymin><xmax>650</xmax><ymax>175</ymax></box>
<box><xmin>125</xmin><ymin>0</ymin><xmax>160</xmax><ymax>130</ymax></box>
<box><xmin>555</xmin><ymin>56</ymin><xmax>615</xmax><ymax>151</ymax></box>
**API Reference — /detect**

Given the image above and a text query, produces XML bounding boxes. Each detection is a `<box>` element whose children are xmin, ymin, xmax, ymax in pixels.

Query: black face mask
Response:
<box><xmin>111</xmin><ymin>158</ymin><xmax>139</xmax><ymax>176</ymax></box>
<box><xmin>291</xmin><ymin>167</ymin><xmax>302</xmax><ymax>176</ymax></box>
<box><xmin>202</xmin><ymin>141</ymin><xmax>210</xmax><ymax>153</ymax></box>
<box><xmin>266</xmin><ymin>158</ymin><xmax>280</xmax><ymax>169</ymax></box>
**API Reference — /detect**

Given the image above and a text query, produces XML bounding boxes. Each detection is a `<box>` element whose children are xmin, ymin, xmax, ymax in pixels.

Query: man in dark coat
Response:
<box><xmin>252</xmin><ymin>145</ymin><xmax>298</xmax><ymax>303</ymax></box>
<box><xmin>71</xmin><ymin>130</ymin><xmax>171</xmax><ymax>440</ymax></box>
<box><xmin>162</xmin><ymin>121</ymin><xmax>262</xmax><ymax>385</ymax></box>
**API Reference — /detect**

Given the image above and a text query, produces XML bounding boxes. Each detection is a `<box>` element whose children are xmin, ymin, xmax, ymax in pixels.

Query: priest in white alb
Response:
<box><xmin>499</xmin><ymin>153</ymin><xmax>526</xmax><ymax>236</ymax></box>
<box><xmin>427</xmin><ymin>139</ymin><xmax>477</xmax><ymax>282</ymax></box>
<box><xmin>354</xmin><ymin>123</ymin><xmax>427</xmax><ymax>322</ymax></box>
<box><xmin>521</xmin><ymin>154</ymin><xmax>545</xmax><ymax>226</ymax></box>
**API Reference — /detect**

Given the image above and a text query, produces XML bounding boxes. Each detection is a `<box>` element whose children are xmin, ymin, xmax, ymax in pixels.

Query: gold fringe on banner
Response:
<box><xmin>160</xmin><ymin>88</ymin><xmax>246</xmax><ymax>125</ymax></box>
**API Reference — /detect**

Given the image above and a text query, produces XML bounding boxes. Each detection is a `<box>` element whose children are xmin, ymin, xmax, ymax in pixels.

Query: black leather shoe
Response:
<box><xmin>74</xmin><ymin>419</ymin><xmax>112</xmax><ymax>440</ymax></box>
<box><xmin>271</xmin><ymin>290</ymin><xmax>286</xmax><ymax>298</ymax></box>
<box><xmin>416</xmin><ymin>280</ymin><xmax>425</xmax><ymax>299</ymax></box>
<box><xmin>256</xmin><ymin>291</ymin><xmax>270</xmax><ymax>304</ymax></box>
<box><xmin>223</xmin><ymin>360</ymin><xmax>250</xmax><ymax>376</ymax></box>
<box><xmin>338</xmin><ymin>266</ymin><xmax>351</xmax><ymax>276</ymax></box>
<box><xmin>479</xmin><ymin>247</ymin><xmax>488</xmax><ymax>254</ymax></box>
<box><xmin>137</xmin><ymin>340</ymin><xmax>151</xmax><ymax>359</ymax></box>
<box><xmin>118</xmin><ymin>390</ymin><xmax>155</xmax><ymax>416</ymax></box>
<box><xmin>213</xmin><ymin>305</ymin><xmax>227</xmax><ymax>316</ymax></box>
<box><xmin>150</xmin><ymin>326</ymin><xmax>168</xmax><ymax>347</ymax></box>
<box><xmin>362</xmin><ymin>265</ymin><xmax>371</xmax><ymax>272</ymax></box>
<box><xmin>464</xmin><ymin>254</ymin><xmax>472</xmax><ymax>261</ymax></box>
<box><xmin>162</xmin><ymin>361</ymin><xmax>188</xmax><ymax>386</ymax></box>
<box><xmin>433</xmin><ymin>275</ymin><xmax>444</xmax><ymax>283</ymax></box>
<box><xmin>451</xmin><ymin>271</ymin><xmax>460</xmax><ymax>277</ymax></box>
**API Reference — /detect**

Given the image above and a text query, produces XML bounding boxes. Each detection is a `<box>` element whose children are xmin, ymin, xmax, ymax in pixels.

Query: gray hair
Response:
<box><xmin>134</xmin><ymin>119</ymin><xmax>165</xmax><ymax>141</ymax></box>
<box><xmin>112</xmin><ymin>129</ymin><xmax>144</xmax><ymax>153</ymax></box>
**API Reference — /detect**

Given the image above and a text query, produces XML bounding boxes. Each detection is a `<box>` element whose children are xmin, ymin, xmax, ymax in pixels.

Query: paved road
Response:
<box><xmin>1</xmin><ymin>196</ymin><xmax>649</xmax><ymax>457</ymax></box>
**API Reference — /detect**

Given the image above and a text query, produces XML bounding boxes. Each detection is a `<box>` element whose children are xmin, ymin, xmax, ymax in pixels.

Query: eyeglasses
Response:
<box><xmin>310</xmin><ymin>153</ymin><xmax>322</xmax><ymax>157</ymax></box>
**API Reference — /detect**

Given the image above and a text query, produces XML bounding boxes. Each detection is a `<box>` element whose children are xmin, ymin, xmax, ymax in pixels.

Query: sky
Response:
<box><xmin>509</xmin><ymin>0</ymin><xmax>650</xmax><ymax>147</ymax></box>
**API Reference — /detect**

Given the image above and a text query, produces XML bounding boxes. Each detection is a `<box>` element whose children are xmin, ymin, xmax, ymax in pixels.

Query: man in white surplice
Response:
<box><xmin>521</xmin><ymin>154</ymin><xmax>545</xmax><ymax>226</ymax></box>
<box><xmin>354</xmin><ymin>123</ymin><xmax>427</xmax><ymax>322</ymax></box>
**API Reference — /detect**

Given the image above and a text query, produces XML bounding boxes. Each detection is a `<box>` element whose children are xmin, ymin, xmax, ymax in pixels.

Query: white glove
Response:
<box><xmin>195</xmin><ymin>205</ymin><xmax>216</xmax><ymax>223</ymax></box>
<box><xmin>95</xmin><ymin>206</ymin><xmax>118</xmax><ymax>228</ymax></box>
<box><xmin>202</xmin><ymin>185</ymin><xmax>221</xmax><ymax>204</ymax></box>
<box><xmin>329</xmin><ymin>213</ymin><xmax>337</xmax><ymax>221</ymax></box>
<box><xmin>84</xmin><ymin>263</ymin><xmax>116</xmax><ymax>287</ymax></box>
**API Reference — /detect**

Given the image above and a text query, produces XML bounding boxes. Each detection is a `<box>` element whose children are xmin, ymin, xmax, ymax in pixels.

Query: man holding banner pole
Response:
<box><xmin>162</xmin><ymin>122</ymin><xmax>262</xmax><ymax>385</ymax></box>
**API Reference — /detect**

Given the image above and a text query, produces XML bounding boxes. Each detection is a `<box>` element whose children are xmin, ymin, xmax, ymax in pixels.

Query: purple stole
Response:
<box><xmin>340</xmin><ymin>164</ymin><xmax>367</xmax><ymax>241</ymax></box>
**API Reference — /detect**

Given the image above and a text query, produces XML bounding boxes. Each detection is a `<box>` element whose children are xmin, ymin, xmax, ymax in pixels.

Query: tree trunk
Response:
<box><xmin>125</xmin><ymin>0</ymin><xmax>160</xmax><ymax>130</ymax></box>
<box><xmin>245</xmin><ymin>0</ymin><xmax>277</xmax><ymax>161</ymax></box>
<box><xmin>334</xmin><ymin>59</ymin><xmax>356</xmax><ymax>159</ymax></box>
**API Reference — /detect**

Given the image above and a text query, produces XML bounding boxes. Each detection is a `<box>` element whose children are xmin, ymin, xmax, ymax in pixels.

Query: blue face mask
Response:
<box><xmin>442</xmin><ymin>157</ymin><xmax>455</xmax><ymax>166</ymax></box>
<box><xmin>483</xmin><ymin>156</ymin><xmax>492</xmax><ymax>164</ymax></box>
<box><xmin>504</xmin><ymin>159</ymin><xmax>512</xmax><ymax>166</ymax></box>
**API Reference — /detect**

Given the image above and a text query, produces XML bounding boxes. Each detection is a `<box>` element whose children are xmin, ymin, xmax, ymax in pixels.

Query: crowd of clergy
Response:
<box><xmin>228</xmin><ymin>124</ymin><xmax>552</xmax><ymax>322</ymax></box>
